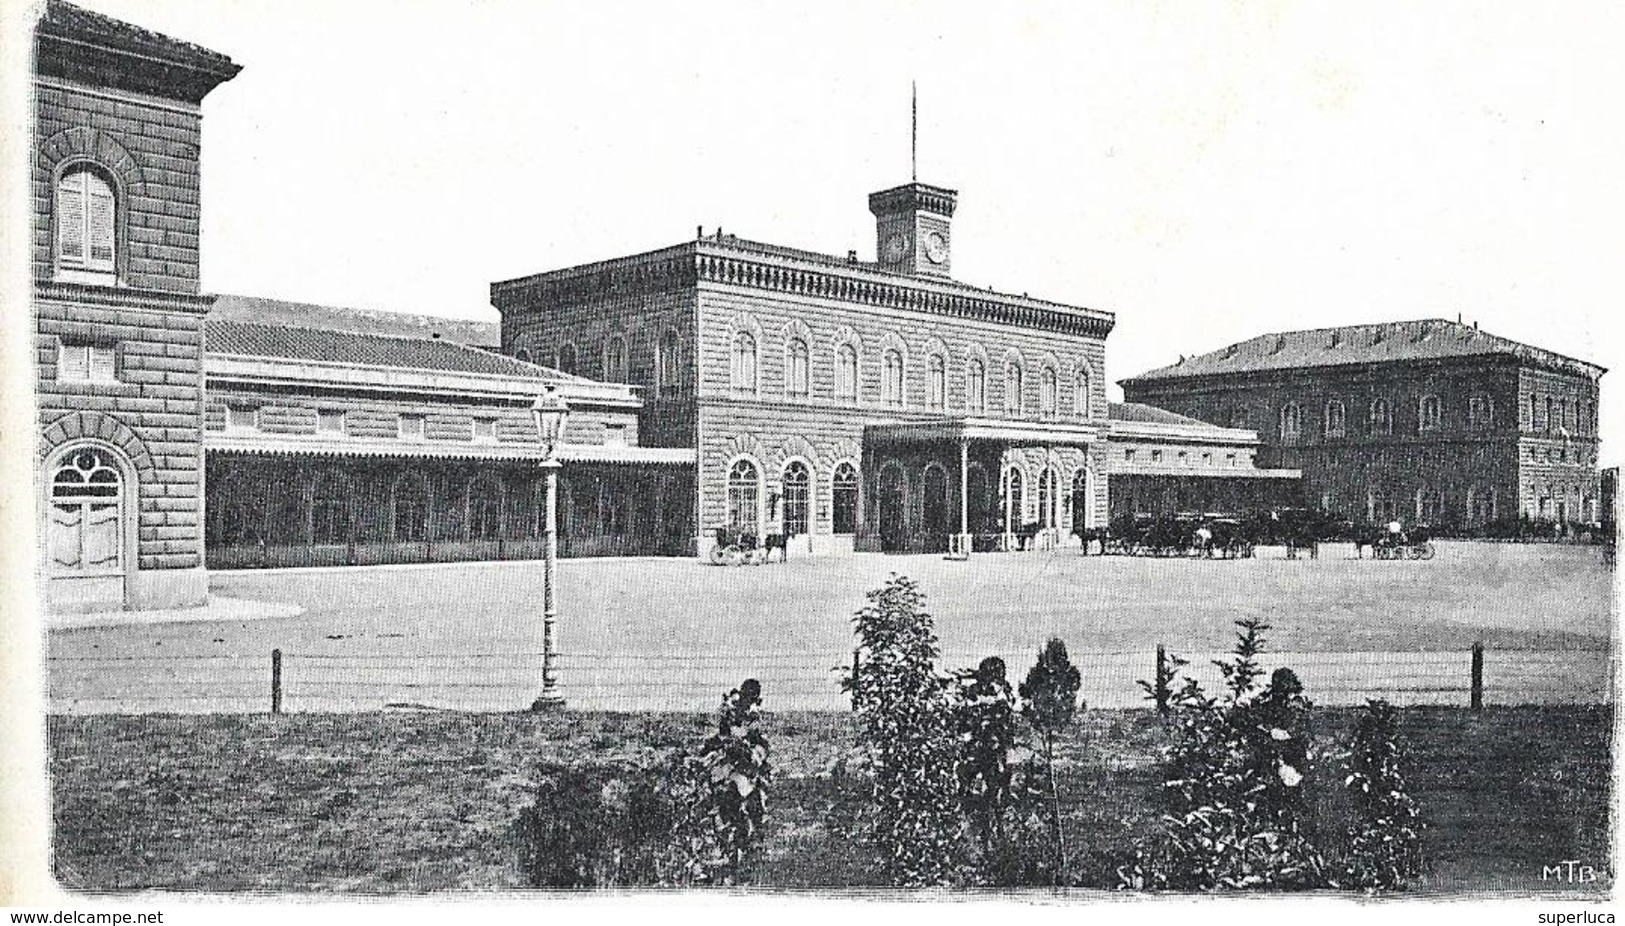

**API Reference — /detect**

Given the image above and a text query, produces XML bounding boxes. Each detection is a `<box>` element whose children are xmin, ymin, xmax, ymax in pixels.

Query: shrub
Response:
<box><xmin>1342</xmin><ymin>699</ymin><xmax>1424</xmax><ymax>891</ymax></box>
<box><xmin>1018</xmin><ymin>637</ymin><xmax>1083</xmax><ymax>883</ymax></box>
<box><xmin>515</xmin><ymin>760</ymin><xmax>680</xmax><ymax>887</ymax></box>
<box><xmin>671</xmin><ymin>678</ymin><xmax>773</xmax><ymax>884</ymax></box>
<box><xmin>1122</xmin><ymin>618</ymin><xmax>1330</xmax><ymax>891</ymax></box>
<box><xmin>844</xmin><ymin>574</ymin><xmax>964</xmax><ymax>886</ymax></box>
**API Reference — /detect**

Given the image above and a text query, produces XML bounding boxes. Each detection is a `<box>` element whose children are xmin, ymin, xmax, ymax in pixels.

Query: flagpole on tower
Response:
<box><xmin>911</xmin><ymin>80</ymin><xmax>918</xmax><ymax>182</ymax></box>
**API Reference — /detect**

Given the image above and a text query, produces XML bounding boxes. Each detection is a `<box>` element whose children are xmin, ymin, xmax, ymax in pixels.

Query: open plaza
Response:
<box><xmin>46</xmin><ymin>540</ymin><xmax>1615</xmax><ymax>713</ymax></box>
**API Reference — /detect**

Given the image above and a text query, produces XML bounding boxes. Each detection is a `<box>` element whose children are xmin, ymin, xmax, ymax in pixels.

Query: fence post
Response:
<box><xmin>1155</xmin><ymin>645</ymin><xmax>1169</xmax><ymax>715</ymax></box>
<box><xmin>1470</xmin><ymin>642</ymin><xmax>1484</xmax><ymax>711</ymax></box>
<box><xmin>850</xmin><ymin>649</ymin><xmax>860</xmax><ymax>711</ymax></box>
<box><xmin>271</xmin><ymin>648</ymin><xmax>283</xmax><ymax>716</ymax></box>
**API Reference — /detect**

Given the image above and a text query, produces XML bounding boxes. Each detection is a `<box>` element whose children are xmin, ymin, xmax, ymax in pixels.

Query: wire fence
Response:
<box><xmin>45</xmin><ymin>643</ymin><xmax>1614</xmax><ymax>714</ymax></box>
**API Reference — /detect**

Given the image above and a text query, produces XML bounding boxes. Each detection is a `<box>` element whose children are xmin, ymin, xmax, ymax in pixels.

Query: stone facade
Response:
<box><xmin>32</xmin><ymin>1</ymin><xmax>239</xmax><ymax>611</ymax></box>
<box><xmin>1122</xmin><ymin>321</ymin><xmax>1605</xmax><ymax>530</ymax></box>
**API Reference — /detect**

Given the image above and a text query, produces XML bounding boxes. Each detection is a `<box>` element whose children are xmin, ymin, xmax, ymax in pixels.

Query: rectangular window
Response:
<box><xmin>1124</xmin><ymin>448</ymin><xmax>1137</xmax><ymax>463</ymax></box>
<box><xmin>1227</xmin><ymin>453</ymin><xmax>1238</xmax><ymax>466</ymax></box>
<box><xmin>57</xmin><ymin>343</ymin><xmax>117</xmax><ymax>383</ymax></box>
<box><xmin>317</xmin><ymin>408</ymin><xmax>346</xmax><ymax>435</ymax></box>
<box><xmin>399</xmin><ymin>414</ymin><xmax>425</xmax><ymax>442</ymax></box>
<box><xmin>604</xmin><ymin>423</ymin><xmax>628</xmax><ymax>447</ymax></box>
<box><xmin>1202</xmin><ymin>451</ymin><xmax>1213</xmax><ymax>466</ymax></box>
<box><xmin>226</xmin><ymin>405</ymin><xmax>258</xmax><ymax>432</ymax></box>
<box><xmin>472</xmin><ymin>417</ymin><xmax>496</xmax><ymax>442</ymax></box>
<box><xmin>1150</xmin><ymin>449</ymin><xmax>1163</xmax><ymax>463</ymax></box>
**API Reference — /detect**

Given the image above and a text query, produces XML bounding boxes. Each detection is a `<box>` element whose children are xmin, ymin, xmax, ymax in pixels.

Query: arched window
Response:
<box><xmin>786</xmin><ymin>337</ymin><xmax>810</xmax><ymax>397</ymax></box>
<box><xmin>835</xmin><ymin>343</ymin><xmax>859</xmax><ymax>401</ymax></box>
<box><xmin>310</xmin><ymin>469</ymin><xmax>352</xmax><ymax>545</ymax></box>
<box><xmin>1467</xmin><ymin>394</ymin><xmax>1493</xmax><ymax>431</ymax></box>
<box><xmin>47</xmin><ymin>447</ymin><xmax>123</xmax><ymax>575</ymax></box>
<box><xmin>56</xmin><ymin>165</ymin><xmax>116</xmax><ymax>276</ymax></box>
<box><xmin>726</xmin><ymin>459</ymin><xmax>760</xmax><ymax>533</ymax></box>
<box><xmin>514</xmin><ymin>347</ymin><xmax>534</xmax><ymax>364</ymax></box>
<box><xmin>731</xmin><ymin>331</ymin><xmax>757</xmax><ymax>393</ymax></box>
<box><xmin>1418</xmin><ymin>394</ymin><xmax>1442</xmax><ymax>432</ymax></box>
<box><xmin>882</xmin><ymin>349</ymin><xmax>905</xmax><ymax>406</ymax></box>
<box><xmin>1004</xmin><ymin>360</ymin><xmax>1024</xmax><ymax>416</ymax></box>
<box><xmin>1544</xmin><ymin>396</ymin><xmax>1555</xmax><ymax>433</ymax></box>
<box><xmin>1323</xmin><ymin>400</ymin><xmax>1346</xmax><ymax>438</ymax></box>
<box><xmin>927</xmin><ymin>354</ymin><xmax>946</xmax><ymax>409</ymax></box>
<box><xmin>659</xmin><ymin>329</ymin><xmax>682</xmax><ymax>396</ymax></box>
<box><xmin>1279</xmin><ymin>402</ymin><xmax>1302</xmax><ymax>441</ymax></box>
<box><xmin>391</xmin><ymin>471</ymin><xmax>430</xmax><ymax>542</ymax></box>
<box><xmin>782</xmin><ymin>461</ymin><xmax>811</xmax><ymax>536</ymax></box>
<box><xmin>966</xmin><ymin>358</ymin><xmax>986</xmax><ymax>413</ymax></box>
<box><xmin>1039</xmin><ymin>368</ymin><xmax>1058</xmax><ymax>419</ymax></box>
<box><xmin>831</xmin><ymin>462</ymin><xmax>859</xmax><ymax>535</ymax></box>
<box><xmin>602</xmin><ymin>335</ymin><xmax>628</xmax><ymax>382</ymax></box>
<box><xmin>1369</xmin><ymin>399</ymin><xmax>1393</xmax><ymax>436</ymax></box>
<box><xmin>922</xmin><ymin>465</ymin><xmax>949</xmax><ymax>535</ymax></box>
<box><xmin>555</xmin><ymin>343</ymin><xmax>578</xmax><ymax>376</ymax></box>
<box><xmin>1075</xmin><ymin>366</ymin><xmax>1092</xmax><ymax>417</ymax></box>
<box><xmin>467</xmin><ymin>476</ymin><xmax>503</xmax><ymax>541</ymax></box>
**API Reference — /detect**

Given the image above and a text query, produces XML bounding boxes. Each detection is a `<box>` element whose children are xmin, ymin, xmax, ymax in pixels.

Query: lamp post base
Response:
<box><xmin>529</xmin><ymin>692</ymin><xmax>567</xmax><ymax>713</ymax></box>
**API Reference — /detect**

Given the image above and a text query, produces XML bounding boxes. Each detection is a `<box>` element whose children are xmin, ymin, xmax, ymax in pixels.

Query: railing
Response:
<box><xmin>44</xmin><ymin>643</ymin><xmax>1614</xmax><ymax>715</ymax></box>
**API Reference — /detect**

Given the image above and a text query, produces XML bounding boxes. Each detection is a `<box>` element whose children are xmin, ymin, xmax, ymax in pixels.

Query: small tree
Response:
<box><xmin>672</xmin><ymin>678</ymin><xmax>773</xmax><ymax>884</ymax></box>
<box><xmin>953</xmin><ymin>656</ymin><xmax>1018</xmax><ymax>853</ymax></box>
<box><xmin>845</xmin><ymin>574</ymin><xmax>963</xmax><ymax>886</ymax></box>
<box><xmin>1018</xmin><ymin>637</ymin><xmax>1083</xmax><ymax>882</ymax></box>
<box><xmin>1342</xmin><ymin>699</ymin><xmax>1424</xmax><ymax>891</ymax></box>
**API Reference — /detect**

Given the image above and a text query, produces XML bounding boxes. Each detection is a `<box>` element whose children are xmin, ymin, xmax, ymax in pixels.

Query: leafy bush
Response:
<box><xmin>516</xmin><ymin>759</ymin><xmax>680</xmax><ymax>887</ymax></box>
<box><xmin>1018</xmin><ymin>637</ymin><xmax>1083</xmax><ymax>883</ymax></box>
<box><xmin>1121</xmin><ymin>618</ymin><xmax>1330</xmax><ymax>891</ymax></box>
<box><xmin>670</xmin><ymin>678</ymin><xmax>773</xmax><ymax>884</ymax></box>
<box><xmin>1342</xmin><ymin>699</ymin><xmax>1424</xmax><ymax>891</ymax></box>
<box><xmin>844</xmin><ymin>574</ymin><xmax>964</xmax><ymax>886</ymax></box>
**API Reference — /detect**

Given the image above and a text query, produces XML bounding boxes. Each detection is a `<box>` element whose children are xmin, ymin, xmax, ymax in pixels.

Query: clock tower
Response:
<box><xmin>869</xmin><ymin>181</ymin><xmax>957</xmax><ymax>278</ymax></box>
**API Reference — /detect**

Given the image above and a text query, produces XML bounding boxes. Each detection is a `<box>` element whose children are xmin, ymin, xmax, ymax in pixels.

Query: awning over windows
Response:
<box><xmin>1107</xmin><ymin>462</ymin><xmax>1301</xmax><ymax>480</ymax></box>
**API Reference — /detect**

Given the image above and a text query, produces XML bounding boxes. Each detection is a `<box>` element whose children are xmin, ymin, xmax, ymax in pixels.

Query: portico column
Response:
<box><xmin>953</xmin><ymin>438</ymin><xmax>972</xmax><ymax>557</ymax></box>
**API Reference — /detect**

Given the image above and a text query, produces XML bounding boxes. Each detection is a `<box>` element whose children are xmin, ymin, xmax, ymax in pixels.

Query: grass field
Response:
<box><xmin>47</xmin><ymin>705</ymin><xmax>1613</xmax><ymax>895</ymax></box>
<box><xmin>45</xmin><ymin>542</ymin><xmax>1615</xmax><ymax>712</ymax></box>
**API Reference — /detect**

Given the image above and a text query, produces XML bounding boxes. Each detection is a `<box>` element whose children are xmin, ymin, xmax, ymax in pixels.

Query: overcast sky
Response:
<box><xmin>19</xmin><ymin>0</ymin><xmax>1625</xmax><ymax>461</ymax></box>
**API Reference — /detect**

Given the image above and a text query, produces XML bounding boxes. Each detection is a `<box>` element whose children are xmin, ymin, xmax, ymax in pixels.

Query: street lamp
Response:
<box><xmin>530</xmin><ymin>385</ymin><xmax>571</xmax><ymax>712</ymax></box>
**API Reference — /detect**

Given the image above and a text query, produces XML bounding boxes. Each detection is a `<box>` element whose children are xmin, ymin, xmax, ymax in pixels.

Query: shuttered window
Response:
<box><xmin>57</xmin><ymin>167</ymin><xmax>116</xmax><ymax>273</ymax></box>
<box><xmin>57</xmin><ymin>343</ymin><xmax>117</xmax><ymax>383</ymax></box>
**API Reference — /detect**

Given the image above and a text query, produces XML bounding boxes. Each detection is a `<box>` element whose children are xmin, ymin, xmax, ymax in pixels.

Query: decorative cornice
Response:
<box><xmin>34</xmin><ymin>280</ymin><xmax>216</xmax><ymax>314</ymax></box>
<box><xmin>868</xmin><ymin>182</ymin><xmax>959</xmax><ymax>218</ymax></box>
<box><xmin>493</xmin><ymin>241</ymin><xmax>1116</xmax><ymax>339</ymax></box>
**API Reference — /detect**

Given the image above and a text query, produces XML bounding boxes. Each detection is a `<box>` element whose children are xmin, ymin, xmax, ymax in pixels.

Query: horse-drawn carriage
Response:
<box><xmin>707</xmin><ymin>526</ymin><xmax>788</xmax><ymax>566</ymax></box>
<box><xmin>1358</xmin><ymin>525</ymin><xmax>1436</xmax><ymax>560</ymax></box>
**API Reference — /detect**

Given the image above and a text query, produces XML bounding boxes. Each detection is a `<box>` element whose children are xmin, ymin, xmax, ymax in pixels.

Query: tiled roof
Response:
<box><xmin>211</xmin><ymin>294</ymin><xmax>500</xmax><ymax>348</ymax></box>
<box><xmin>206</xmin><ymin>319</ymin><xmax>570</xmax><ymax>382</ymax></box>
<box><xmin>1107</xmin><ymin>401</ymin><xmax>1218</xmax><ymax>429</ymax></box>
<box><xmin>37</xmin><ymin>0</ymin><xmax>239</xmax><ymax>78</ymax></box>
<box><xmin>1123</xmin><ymin>318</ymin><xmax>1605</xmax><ymax>384</ymax></box>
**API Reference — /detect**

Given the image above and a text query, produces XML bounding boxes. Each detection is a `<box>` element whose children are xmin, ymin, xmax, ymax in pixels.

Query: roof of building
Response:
<box><xmin>206</xmin><ymin>319</ymin><xmax>565</xmax><ymax>382</ymax></box>
<box><xmin>491</xmin><ymin>232</ymin><xmax>1116</xmax><ymax>337</ymax></box>
<box><xmin>211</xmin><ymin>294</ymin><xmax>500</xmax><ymax>348</ymax></box>
<box><xmin>36</xmin><ymin>0</ymin><xmax>241</xmax><ymax>94</ymax></box>
<box><xmin>1123</xmin><ymin>318</ymin><xmax>1606</xmax><ymax>384</ymax></box>
<box><xmin>1106</xmin><ymin>401</ymin><xmax>1217</xmax><ymax>429</ymax></box>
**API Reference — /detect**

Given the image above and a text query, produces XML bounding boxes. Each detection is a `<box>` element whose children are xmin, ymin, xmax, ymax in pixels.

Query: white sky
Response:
<box><xmin>19</xmin><ymin>0</ymin><xmax>1625</xmax><ymax>463</ymax></box>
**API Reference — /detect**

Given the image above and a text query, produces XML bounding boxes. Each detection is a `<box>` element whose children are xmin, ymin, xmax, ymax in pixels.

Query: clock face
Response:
<box><xmin>884</xmin><ymin>233</ymin><xmax>909</xmax><ymax>261</ymax></box>
<box><xmin>924</xmin><ymin>231</ymin><xmax>948</xmax><ymax>264</ymax></box>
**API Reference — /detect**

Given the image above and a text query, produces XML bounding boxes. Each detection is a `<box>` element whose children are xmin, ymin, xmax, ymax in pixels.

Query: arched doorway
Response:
<box><xmin>1001</xmin><ymin>466</ymin><xmax>1025</xmax><ymax>536</ymax></box>
<box><xmin>46</xmin><ymin>445</ymin><xmax>130</xmax><ymax>608</ymax></box>
<box><xmin>782</xmin><ymin>460</ymin><xmax>811</xmax><ymax>541</ymax></box>
<box><xmin>922</xmin><ymin>464</ymin><xmax>949</xmax><ymax>548</ymax></box>
<box><xmin>877</xmin><ymin>462</ymin><xmax>907</xmax><ymax>552</ymax></box>
<box><xmin>1038</xmin><ymin>466</ymin><xmax>1059</xmax><ymax>531</ymax></box>
<box><xmin>1071</xmin><ymin>468</ymin><xmax>1092</xmax><ymax>532</ymax></box>
<box><xmin>726</xmin><ymin>458</ymin><xmax>762</xmax><ymax>536</ymax></box>
<box><xmin>831</xmin><ymin>462</ymin><xmax>859</xmax><ymax>536</ymax></box>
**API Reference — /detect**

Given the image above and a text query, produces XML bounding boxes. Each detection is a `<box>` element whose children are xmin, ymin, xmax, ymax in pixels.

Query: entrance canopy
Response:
<box><xmin>864</xmin><ymin>416</ymin><xmax>1103</xmax><ymax>447</ymax></box>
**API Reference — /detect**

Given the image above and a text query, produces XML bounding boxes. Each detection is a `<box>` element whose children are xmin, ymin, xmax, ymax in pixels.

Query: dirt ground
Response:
<box><xmin>47</xmin><ymin>705</ymin><xmax>1612</xmax><ymax>895</ymax></box>
<box><xmin>44</xmin><ymin>542</ymin><xmax>1616</xmax><ymax>712</ymax></box>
